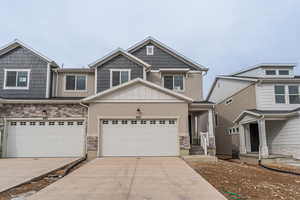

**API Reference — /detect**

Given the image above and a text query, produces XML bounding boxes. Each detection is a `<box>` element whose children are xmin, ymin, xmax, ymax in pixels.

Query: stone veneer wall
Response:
<box><xmin>0</xmin><ymin>104</ymin><xmax>87</xmax><ymax>118</ymax></box>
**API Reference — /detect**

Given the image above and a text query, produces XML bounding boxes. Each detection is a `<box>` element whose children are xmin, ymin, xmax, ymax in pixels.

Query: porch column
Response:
<box><xmin>258</xmin><ymin>119</ymin><xmax>269</xmax><ymax>158</ymax></box>
<box><xmin>207</xmin><ymin>109</ymin><xmax>215</xmax><ymax>147</ymax></box>
<box><xmin>190</xmin><ymin>113</ymin><xmax>195</xmax><ymax>144</ymax></box>
<box><xmin>239</xmin><ymin>124</ymin><xmax>247</xmax><ymax>154</ymax></box>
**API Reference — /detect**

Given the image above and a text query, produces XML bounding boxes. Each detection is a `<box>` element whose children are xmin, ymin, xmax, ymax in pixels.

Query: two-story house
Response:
<box><xmin>207</xmin><ymin>63</ymin><xmax>300</xmax><ymax>162</ymax></box>
<box><xmin>0</xmin><ymin>37</ymin><xmax>215</xmax><ymax>159</ymax></box>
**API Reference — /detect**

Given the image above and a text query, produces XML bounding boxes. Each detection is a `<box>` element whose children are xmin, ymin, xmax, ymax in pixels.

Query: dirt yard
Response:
<box><xmin>187</xmin><ymin>159</ymin><xmax>300</xmax><ymax>200</ymax></box>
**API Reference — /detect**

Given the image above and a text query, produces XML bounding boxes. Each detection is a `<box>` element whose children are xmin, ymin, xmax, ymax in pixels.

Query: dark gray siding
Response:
<box><xmin>0</xmin><ymin>47</ymin><xmax>48</xmax><ymax>99</ymax></box>
<box><xmin>97</xmin><ymin>55</ymin><xmax>143</xmax><ymax>92</ymax></box>
<box><xmin>131</xmin><ymin>42</ymin><xmax>194</xmax><ymax>70</ymax></box>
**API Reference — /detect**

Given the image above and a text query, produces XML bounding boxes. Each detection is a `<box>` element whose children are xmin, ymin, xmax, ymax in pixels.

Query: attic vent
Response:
<box><xmin>146</xmin><ymin>45</ymin><xmax>154</xmax><ymax>56</ymax></box>
<box><xmin>225</xmin><ymin>98</ymin><xmax>233</xmax><ymax>105</ymax></box>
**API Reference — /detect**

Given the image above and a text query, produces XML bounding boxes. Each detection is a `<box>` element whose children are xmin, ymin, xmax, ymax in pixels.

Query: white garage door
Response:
<box><xmin>101</xmin><ymin>119</ymin><xmax>179</xmax><ymax>156</ymax></box>
<box><xmin>6</xmin><ymin>120</ymin><xmax>85</xmax><ymax>157</ymax></box>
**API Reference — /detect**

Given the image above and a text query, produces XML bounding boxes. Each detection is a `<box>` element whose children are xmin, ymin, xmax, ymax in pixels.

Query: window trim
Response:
<box><xmin>64</xmin><ymin>74</ymin><xmax>87</xmax><ymax>92</ymax></box>
<box><xmin>288</xmin><ymin>85</ymin><xmax>300</xmax><ymax>104</ymax></box>
<box><xmin>146</xmin><ymin>45</ymin><xmax>154</xmax><ymax>56</ymax></box>
<box><xmin>274</xmin><ymin>85</ymin><xmax>286</xmax><ymax>104</ymax></box>
<box><xmin>279</xmin><ymin>70</ymin><xmax>290</xmax><ymax>76</ymax></box>
<box><xmin>162</xmin><ymin>74</ymin><xmax>185</xmax><ymax>92</ymax></box>
<box><xmin>3</xmin><ymin>69</ymin><xmax>31</xmax><ymax>90</ymax></box>
<box><xmin>265</xmin><ymin>70</ymin><xmax>277</xmax><ymax>76</ymax></box>
<box><xmin>109</xmin><ymin>69</ymin><xmax>131</xmax><ymax>88</ymax></box>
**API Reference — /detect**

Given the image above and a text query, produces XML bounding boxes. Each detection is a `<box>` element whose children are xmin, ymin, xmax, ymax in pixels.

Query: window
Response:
<box><xmin>102</xmin><ymin>120</ymin><xmax>109</xmax><ymax>124</ymax></box>
<box><xmin>150</xmin><ymin>120</ymin><xmax>156</xmax><ymax>124</ymax></box>
<box><xmin>49</xmin><ymin>121</ymin><xmax>55</xmax><ymax>126</ymax></box>
<box><xmin>288</xmin><ymin>86</ymin><xmax>300</xmax><ymax>104</ymax></box>
<box><xmin>121</xmin><ymin>120</ymin><xmax>128</xmax><ymax>124</ymax></box>
<box><xmin>65</xmin><ymin>75</ymin><xmax>86</xmax><ymax>91</ymax></box>
<box><xmin>279</xmin><ymin>70</ymin><xmax>289</xmax><ymax>75</ymax></box>
<box><xmin>39</xmin><ymin>121</ymin><xmax>45</xmax><ymax>126</ymax></box>
<box><xmin>265</xmin><ymin>70</ymin><xmax>276</xmax><ymax>75</ymax></box>
<box><xmin>111</xmin><ymin>70</ymin><xmax>130</xmax><ymax>87</ymax></box>
<box><xmin>77</xmin><ymin>121</ymin><xmax>83</xmax><ymax>126</ymax></box>
<box><xmin>146</xmin><ymin>45</ymin><xmax>154</xmax><ymax>55</ymax></box>
<box><xmin>163</xmin><ymin>75</ymin><xmax>184</xmax><ymax>91</ymax></box>
<box><xmin>131</xmin><ymin>120</ymin><xmax>137</xmax><ymax>124</ymax></box>
<box><xmin>58</xmin><ymin>121</ymin><xmax>65</xmax><ymax>126</ymax></box>
<box><xmin>275</xmin><ymin>85</ymin><xmax>286</xmax><ymax>104</ymax></box>
<box><xmin>169</xmin><ymin>120</ymin><xmax>175</xmax><ymax>124</ymax></box>
<box><xmin>30</xmin><ymin>122</ymin><xmax>36</xmax><ymax>126</ymax></box>
<box><xmin>68</xmin><ymin>121</ymin><xmax>74</xmax><ymax>126</ymax></box>
<box><xmin>141</xmin><ymin>120</ymin><xmax>147</xmax><ymax>124</ymax></box>
<box><xmin>4</xmin><ymin>69</ymin><xmax>30</xmax><ymax>89</ymax></box>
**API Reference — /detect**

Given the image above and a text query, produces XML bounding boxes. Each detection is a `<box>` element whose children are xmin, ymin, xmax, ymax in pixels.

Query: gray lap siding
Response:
<box><xmin>0</xmin><ymin>47</ymin><xmax>48</xmax><ymax>99</ymax></box>
<box><xmin>96</xmin><ymin>55</ymin><xmax>144</xmax><ymax>93</ymax></box>
<box><xmin>131</xmin><ymin>43</ymin><xmax>194</xmax><ymax>70</ymax></box>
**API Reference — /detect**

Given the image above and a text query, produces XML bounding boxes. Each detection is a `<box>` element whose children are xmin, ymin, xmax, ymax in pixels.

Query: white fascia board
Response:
<box><xmin>233</xmin><ymin>111</ymin><xmax>262</xmax><ymax>124</ymax></box>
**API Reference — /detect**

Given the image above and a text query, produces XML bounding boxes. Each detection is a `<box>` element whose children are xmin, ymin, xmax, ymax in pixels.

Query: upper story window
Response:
<box><xmin>163</xmin><ymin>75</ymin><xmax>184</xmax><ymax>91</ymax></box>
<box><xmin>274</xmin><ymin>85</ymin><xmax>300</xmax><ymax>104</ymax></box>
<box><xmin>279</xmin><ymin>70</ymin><xmax>289</xmax><ymax>75</ymax></box>
<box><xmin>274</xmin><ymin>85</ymin><xmax>286</xmax><ymax>104</ymax></box>
<box><xmin>4</xmin><ymin>69</ymin><xmax>30</xmax><ymax>90</ymax></box>
<box><xmin>65</xmin><ymin>75</ymin><xmax>86</xmax><ymax>91</ymax></box>
<box><xmin>110</xmin><ymin>69</ymin><xmax>130</xmax><ymax>87</ymax></box>
<box><xmin>265</xmin><ymin>70</ymin><xmax>276</xmax><ymax>76</ymax></box>
<box><xmin>146</xmin><ymin>45</ymin><xmax>154</xmax><ymax>56</ymax></box>
<box><xmin>288</xmin><ymin>85</ymin><xmax>300</xmax><ymax>104</ymax></box>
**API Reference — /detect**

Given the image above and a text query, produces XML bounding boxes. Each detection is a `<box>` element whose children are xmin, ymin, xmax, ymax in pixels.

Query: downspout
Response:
<box><xmin>79</xmin><ymin>102</ymin><xmax>89</xmax><ymax>157</ymax></box>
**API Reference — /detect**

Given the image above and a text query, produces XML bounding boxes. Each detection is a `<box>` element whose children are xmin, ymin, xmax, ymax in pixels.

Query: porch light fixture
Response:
<box><xmin>42</xmin><ymin>110</ymin><xmax>48</xmax><ymax>119</ymax></box>
<box><xmin>136</xmin><ymin>108</ymin><xmax>142</xmax><ymax>119</ymax></box>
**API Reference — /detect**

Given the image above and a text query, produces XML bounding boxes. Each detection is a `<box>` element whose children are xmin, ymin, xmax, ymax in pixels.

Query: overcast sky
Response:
<box><xmin>1</xmin><ymin>0</ymin><xmax>300</xmax><ymax>96</ymax></box>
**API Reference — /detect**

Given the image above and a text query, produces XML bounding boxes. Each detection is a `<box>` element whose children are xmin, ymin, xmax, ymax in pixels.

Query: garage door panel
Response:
<box><xmin>6</xmin><ymin>120</ymin><xmax>85</xmax><ymax>158</ymax></box>
<box><xmin>102</xmin><ymin>119</ymin><xmax>179</xmax><ymax>156</ymax></box>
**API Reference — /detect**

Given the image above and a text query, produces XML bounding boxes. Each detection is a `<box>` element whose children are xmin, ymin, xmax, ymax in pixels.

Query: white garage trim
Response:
<box><xmin>97</xmin><ymin>116</ymin><xmax>180</xmax><ymax>157</ymax></box>
<box><xmin>4</xmin><ymin>118</ymin><xmax>86</xmax><ymax>158</ymax></box>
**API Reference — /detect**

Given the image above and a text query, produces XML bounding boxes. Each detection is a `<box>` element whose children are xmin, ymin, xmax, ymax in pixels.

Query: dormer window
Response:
<box><xmin>265</xmin><ymin>70</ymin><xmax>276</xmax><ymax>76</ymax></box>
<box><xmin>146</xmin><ymin>45</ymin><xmax>154</xmax><ymax>56</ymax></box>
<box><xmin>279</xmin><ymin>70</ymin><xmax>289</xmax><ymax>75</ymax></box>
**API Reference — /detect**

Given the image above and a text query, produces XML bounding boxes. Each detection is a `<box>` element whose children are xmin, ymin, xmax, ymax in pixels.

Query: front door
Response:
<box><xmin>249</xmin><ymin>123</ymin><xmax>259</xmax><ymax>152</ymax></box>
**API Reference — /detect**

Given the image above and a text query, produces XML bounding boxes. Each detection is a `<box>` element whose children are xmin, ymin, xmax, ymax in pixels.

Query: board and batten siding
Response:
<box><xmin>266</xmin><ymin>116</ymin><xmax>300</xmax><ymax>159</ymax></box>
<box><xmin>0</xmin><ymin>47</ymin><xmax>48</xmax><ymax>98</ymax></box>
<box><xmin>96</xmin><ymin>55</ymin><xmax>143</xmax><ymax>93</ymax></box>
<box><xmin>131</xmin><ymin>43</ymin><xmax>194</xmax><ymax>70</ymax></box>
<box><xmin>256</xmin><ymin>83</ymin><xmax>300</xmax><ymax>110</ymax></box>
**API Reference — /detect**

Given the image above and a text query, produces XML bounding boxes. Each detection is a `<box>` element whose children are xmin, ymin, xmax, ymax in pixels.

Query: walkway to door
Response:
<box><xmin>27</xmin><ymin>157</ymin><xmax>226</xmax><ymax>200</ymax></box>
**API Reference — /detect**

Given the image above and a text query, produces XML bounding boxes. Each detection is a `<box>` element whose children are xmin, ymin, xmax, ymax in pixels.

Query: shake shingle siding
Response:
<box><xmin>96</xmin><ymin>55</ymin><xmax>143</xmax><ymax>92</ymax></box>
<box><xmin>0</xmin><ymin>47</ymin><xmax>48</xmax><ymax>98</ymax></box>
<box><xmin>131</xmin><ymin>43</ymin><xmax>193</xmax><ymax>70</ymax></box>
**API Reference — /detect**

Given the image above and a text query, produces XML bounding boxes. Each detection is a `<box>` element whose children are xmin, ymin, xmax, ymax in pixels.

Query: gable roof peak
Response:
<box><xmin>88</xmin><ymin>48</ymin><xmax>151</xmax><ymax>69</ymax></box>
<box><xmin>0</xmin><ymin>39</ymin><xmax>58</xmax><ymax>66</ymax></box>
<box><xmin>127</xmin><ymin>36</ymin><xmax>208</xmax><ymax>71</ymax></box>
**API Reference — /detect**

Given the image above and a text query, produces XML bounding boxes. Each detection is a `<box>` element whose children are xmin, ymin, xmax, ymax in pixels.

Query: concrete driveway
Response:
<box><xmin>0</xmin><ymin>158</ymin><xmax>79</xmax><ymax>193</ymax></box>
<box><xmin>28</xmin><ymin>157</ymin><xmax>226</xmax><ymax>200</ymax></box>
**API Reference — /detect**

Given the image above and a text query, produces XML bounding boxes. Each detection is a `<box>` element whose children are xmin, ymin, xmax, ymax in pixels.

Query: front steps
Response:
<box><xmin>189</xmin><ymin>145</ymin><xmax>205</xmax><ymax>155</ymax></box>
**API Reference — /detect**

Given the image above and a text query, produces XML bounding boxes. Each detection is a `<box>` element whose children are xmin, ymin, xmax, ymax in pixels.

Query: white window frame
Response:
<box><xmin>265</xmin><ymin>69</ymin><xmax>277</xmax><ymax>76</ymax></box>
<box><xmin>274</xmin><ymin>85</ymin><xmax>286</xmax><ymax>104</ymax></box>
<box><xmin>64</xmin><ymin>74</ymin><xmax>87</xmax><ymax>92</ymax></box>
<box><xmin>146</xmin><ymin>45</ymin><xmax>154</xmax><ymax>56</ymax></box>
<box><xmin>288</xmin><ymin>85</ymin><xmax>300</xmax><ymax>104</ymax></box>
<box><xmin>162</xmin><ymin>74</ymin><xmax>185</xmax><ymax>92</ymax></box>
<box><xmin>110</xmin><ymin>69</ymin><xmax>131</xmax><ymax>88</ymax></box>
<box><xmin>3</xmin><ymin>69</ymin><xmax>31</xmax><ymax>90</ymax></box>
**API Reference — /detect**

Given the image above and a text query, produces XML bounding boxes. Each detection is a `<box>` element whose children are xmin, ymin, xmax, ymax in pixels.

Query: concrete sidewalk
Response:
<box><xmin>0</xmin><ymin>158</ymin><xmax>78</xmax><ymax>192</ymax></box>
<box><xmin>28</xmin><ymin>157</ymin><xmax>226</xmax><ymax>200</ymax></box>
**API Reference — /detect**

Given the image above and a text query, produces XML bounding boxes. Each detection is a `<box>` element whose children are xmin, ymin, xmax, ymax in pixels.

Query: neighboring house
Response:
<box><xmin>0</xmin><ymin>37</ymin><xmax>215</xmax><ymax>159</ymax></box>
<box><xmin>207</xmin><ymin>63</ymin><xmax>300</xmax><ymax>160</ymax></box>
